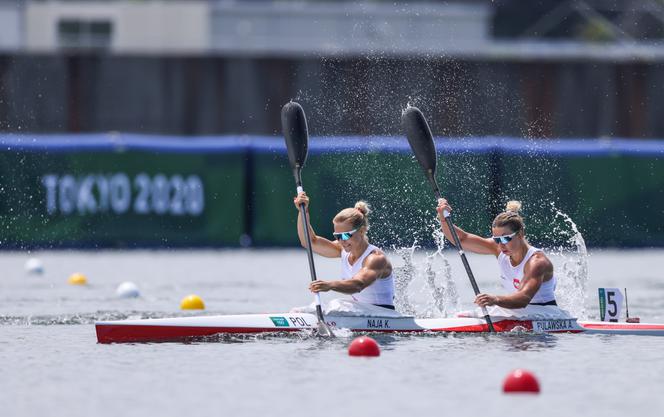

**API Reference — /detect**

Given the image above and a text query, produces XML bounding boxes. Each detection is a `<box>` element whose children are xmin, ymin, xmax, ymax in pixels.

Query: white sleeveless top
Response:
<box><xmin>498</xmin><ymin>246</ymin><xmax>556</xmax><ymax>304</ymax></box>
<box><xmin>341</xmin><ymin>244</ymin><xmax>395</xmax><ymax>306</ymax></box>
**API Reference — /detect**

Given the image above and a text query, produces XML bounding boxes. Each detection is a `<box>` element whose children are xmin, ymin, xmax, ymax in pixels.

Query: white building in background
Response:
<box><xmin>0</xmin><ymin>1</ymin><xmax>23</xmax><ymax>50</ymax></box>
<box><xmin>2</xmin><ymin>0</ymin><xmax>664</xmax><ymax>60</ymax></box>
<box><xmin>4</xmin><ymin>0</ymin><xmax>490</xmax><ymax>56</ymax></box>
<box><xmin>208</xmin><ymin>1</ymin><xmax>490</xmax><ymax>56</ymax></box>
<box><xmin>24</xmin><ymin>0</ymin><xmax>210</xmax><ymax>53</ymax></box>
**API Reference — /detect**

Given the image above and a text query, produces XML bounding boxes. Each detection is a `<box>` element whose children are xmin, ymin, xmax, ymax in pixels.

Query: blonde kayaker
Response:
<box><xmin>437</xmin><ymin>199</ymin><xmax>557</xmax><ymax>309</ymax></box>
<box><xmin>294</xmin><ymin>192</ymin><xmax>395</xmax><ymax>309</ymax></box>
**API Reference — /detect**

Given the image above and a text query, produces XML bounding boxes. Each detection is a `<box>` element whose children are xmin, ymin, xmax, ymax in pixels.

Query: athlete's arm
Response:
<box><xmin>309</xmin><ymin>252</ymin><xmax>390</xmax><ymax>294</ymax></box>
<box><xmin>294</xmin><ymin>192</ymin><xmax>342</xmax><ymax>258</ymax></box>
<box><xmin>437</xmin><ymin>199</ymin><xmax>499</xmax><ymax>256</ymax></box>
<box><xmin>475</xmin><ymin>254</ymin><xmax>553</xmax><ymax>309</ymax></box>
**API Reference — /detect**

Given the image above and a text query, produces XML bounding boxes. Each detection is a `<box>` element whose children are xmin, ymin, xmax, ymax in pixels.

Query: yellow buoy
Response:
<box><xmin>180</xmin><ymin>294</ymin><xmax>205</xmax><ymax>310</ymax></box>
<box><xmin>68</xmin><ymin>273</ymin><xmax>88</xmax><ymax>285</ymax></box>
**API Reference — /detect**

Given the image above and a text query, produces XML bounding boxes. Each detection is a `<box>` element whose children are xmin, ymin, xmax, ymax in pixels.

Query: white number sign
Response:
<box><xmin>598</xmin><ymin>288</ymin><xmax>624</xmax><ymax>322</ymax></box>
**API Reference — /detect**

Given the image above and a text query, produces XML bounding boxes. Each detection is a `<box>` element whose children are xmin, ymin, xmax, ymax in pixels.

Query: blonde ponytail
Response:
<box><xmin>505</xmin><ymin>200</ymin><xmax>522</xmax><ymax>214</ymax></box>
<box><xmin>334</xmin><ymin>201</ymin><xmax>371</xmax><ymax>230</ymax></box>
<box><xmin>493</xmin><ymin>200</ymin><xmax>525</xmax><ymax>233</ymax></box>
<box><xmin>354</xmin><ymin>201</ymin><xmax>371</xmax><ymax>217</ymax></box>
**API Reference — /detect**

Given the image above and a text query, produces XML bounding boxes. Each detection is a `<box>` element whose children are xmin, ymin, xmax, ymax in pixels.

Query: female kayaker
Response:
<box><xmin>294</xmin><ymin>192</ymin><xmax>395</xmax><ymax>309</ymax></box>
<box><xmin>437</xmin><ymin>199</ymin><xmax>557</xmax><ymax>309</ymax></box>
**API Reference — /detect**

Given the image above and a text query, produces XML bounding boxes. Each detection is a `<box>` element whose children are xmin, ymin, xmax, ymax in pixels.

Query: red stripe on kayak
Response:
<box><xmin>431</xmin><ymin>320</ymin><xmax>534</xmax><ymax>333</ymax></box>
<box><xmin>579</xmin><ymin>323</ymin><xmax>664</xmax><ymax>330</ymax></box>
<box><xmin>96</xmin><ymin>324</ymin><xmax>301</xmax><ymax>343</ymax></box>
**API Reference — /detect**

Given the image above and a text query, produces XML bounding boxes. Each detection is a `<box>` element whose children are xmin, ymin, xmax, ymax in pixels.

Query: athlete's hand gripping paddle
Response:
<box><xmin>281</xmin><ymin>101</ymin><xmax>335</xmax><ymax>338</ymax></box>
<box><xmin>401</xmin><ymin>106</ymin><xmax>496</xmax><ymax>333</ymax></box>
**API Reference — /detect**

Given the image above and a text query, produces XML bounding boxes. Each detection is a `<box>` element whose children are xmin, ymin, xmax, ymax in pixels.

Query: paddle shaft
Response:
<box><xmin>428</xmin><ymin>174</ymin><xmax>496</xmax><ymax>332</ymax></box>
<box><xmin>281</xmin><ymin>101</ymin><xmax>334</xmax><ymax>337</ymax></box>
<box><xmin>624</xmin><ymin>287</ymin><xmax>630</xmax><ymax>320</ymax></box>
<box><xmin>295</xmin><ymin>183</ymin><xmax>326</xmax><ymax>323</ymax></box>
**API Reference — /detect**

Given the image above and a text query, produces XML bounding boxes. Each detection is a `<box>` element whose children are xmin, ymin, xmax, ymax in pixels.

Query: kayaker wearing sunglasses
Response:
<box><xmin>437</xmin><ymin>199</ymin><xmax>557</xmax><ymax>310</ymax></box>
<box><xmin>294</xmin><ymin>192</ymin><xmax>395</xmax><ymax>310</ymax></box>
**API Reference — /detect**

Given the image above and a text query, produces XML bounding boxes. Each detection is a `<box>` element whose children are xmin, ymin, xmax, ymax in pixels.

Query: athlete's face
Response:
<box><xmin>333</xmin><ymin>220</ymin><xmax>362</xmax><ymax>251</ymax></box>
<box><xmin>491</xmin><ymin>226</ymin><xmax>520</xmax><ymax>255</ymax></box>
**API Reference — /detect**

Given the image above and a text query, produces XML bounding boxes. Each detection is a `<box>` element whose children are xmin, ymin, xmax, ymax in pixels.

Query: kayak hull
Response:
<box><xmin>95</xmin><ymin>313</ymin><xmax>664</xmax><ymax>343</ymax></box>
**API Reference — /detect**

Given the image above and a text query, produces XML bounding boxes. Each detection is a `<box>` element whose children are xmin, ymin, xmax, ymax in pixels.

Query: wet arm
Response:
<box><xmin>492</xmin><ymin>257</ymin><xmax>551</xmax><ymax>308</ymax></box>
<box><xmin>440</xmin><ymin>221</ymin><xmax>499</xmax><ymax>256</ymax></box>
<box><xmin>313</xmin><ymin>253</ymin><xmax>386</xmax><ymax>294</ymax></box>
<box><xmin>296</xmin><ymin>209</ymin><xmax>341</xmax><ymax>258</ymax></box>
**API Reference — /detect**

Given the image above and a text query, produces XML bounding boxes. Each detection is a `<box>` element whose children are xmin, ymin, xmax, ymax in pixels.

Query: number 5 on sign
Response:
<box><xmin>598</xmin><ymin>288</ymin><xmax>624</xmax><ymax>322</ymax></box>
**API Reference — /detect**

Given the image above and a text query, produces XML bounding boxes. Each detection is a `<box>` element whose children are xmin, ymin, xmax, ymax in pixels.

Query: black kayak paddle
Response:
<box><xmin>401</xmin><ymin>106</ymin><xmax>496</xmax><ymax>333</ymax></box>
<box><xmin>281</xmin><ymin>101</ymin><xmax>335</xmax><ymax>338</ymax></box>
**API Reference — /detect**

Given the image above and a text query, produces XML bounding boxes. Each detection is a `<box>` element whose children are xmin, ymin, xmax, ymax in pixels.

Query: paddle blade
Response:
<box><xmin>401</xmin><ymin>106</ymin><xmax>441</xmax><ymax>197</ymax></box>
<box><xmin>401</xmin><ymin>106</ymin><xmax>437</xmax><ymax>174</ymax></box>
<box><xmin>316</xmin><ymin>320</ymin><xmax>336</xmax><ymax>338</ymax></box>
<box><xmin>281</xmin><ymin>101</ymin><xmax>309</xmax><ymax>182</ymax></box>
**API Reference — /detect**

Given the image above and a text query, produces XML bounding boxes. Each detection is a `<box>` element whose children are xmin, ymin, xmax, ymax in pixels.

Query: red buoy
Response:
<box><xmin>348</xmin><ymin>336</ymin><xmax>380</xmax><ymax>357</ymax></box>
<box><xmin>503</xmin><ymin>369</ymin><xmax>540</xmax><ymax>393</ymax></box>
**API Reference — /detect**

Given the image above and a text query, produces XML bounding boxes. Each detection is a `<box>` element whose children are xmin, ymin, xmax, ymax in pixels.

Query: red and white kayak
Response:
<box><xmin>95</xmin><ymin>313</ymin><xmax>664</xmax><ymax>343</ymax></box>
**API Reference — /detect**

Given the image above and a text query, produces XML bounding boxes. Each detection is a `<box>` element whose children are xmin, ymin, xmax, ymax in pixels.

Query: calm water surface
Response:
<box><xmin>1</xmin><ymin>249</ymin><xmax>663</xmax><ymax>417</ymax></box>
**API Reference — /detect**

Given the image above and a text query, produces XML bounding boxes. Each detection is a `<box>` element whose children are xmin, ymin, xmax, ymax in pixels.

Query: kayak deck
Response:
<box><xmin>95</xmin><ymin>313</ymin><xmax>664</xmax><ymax>343</ymax></box>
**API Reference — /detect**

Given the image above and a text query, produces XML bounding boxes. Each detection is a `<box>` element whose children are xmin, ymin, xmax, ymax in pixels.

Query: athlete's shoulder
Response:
<box><xmin>527</xmin><ymin>251</ymin><xmax>553</xmax><ymax>274</ymax></box>
<box><xmin>530</xmin><ymin>250</ymin><xmax>550</xmax><ymax>262</ymax></box>
<box><xmin>364</xmin><ymin>248</ymin><xmax>390</xmax><ymax>269</ymax></box>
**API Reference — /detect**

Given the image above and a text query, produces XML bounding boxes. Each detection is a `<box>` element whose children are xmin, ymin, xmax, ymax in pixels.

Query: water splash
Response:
<box><xmin>548</xmin><ymin>202</ymin><xmax>589</xmax><ymax>319</ymax></box>
<box><xmin>0</xmin><ymin>311</ymin><xmax>169</xmax><ymax>326</ymax></box>
<box><xmin>424</xmin><ymin>229</ymin><xmax>459</xmax><ymax>317</ymax></box>
<box><xmin>400</xmin><ymin>98</ymin><xmax>418</xmax><ymax>116</ymax></box>
<box><xmin>392</xmin><ymin>227</ymin><xmax>459</xmax><ymax>318</ymax></box>
<box><xmin>393</xmin><ymin>243</ymin><xmax>417</xmax><ymax>315</ymax></box>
